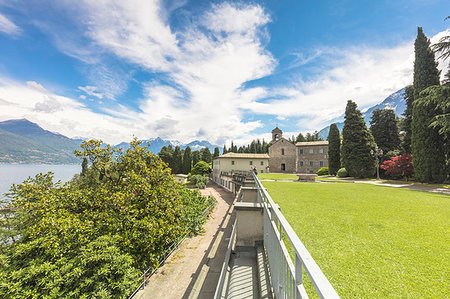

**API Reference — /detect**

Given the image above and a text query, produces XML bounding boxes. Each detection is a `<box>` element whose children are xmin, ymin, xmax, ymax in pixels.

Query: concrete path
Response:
<box><xmin>137</xmin><ymin>182</ymin><xmax>235</xmax><ymax>299</ymax></box>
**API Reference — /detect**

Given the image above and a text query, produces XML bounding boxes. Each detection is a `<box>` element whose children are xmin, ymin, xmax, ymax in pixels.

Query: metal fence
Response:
<box><xmin>253</xmin><ymin>172</ymin><xmax>340</xmax><ymax>299</ymax></box>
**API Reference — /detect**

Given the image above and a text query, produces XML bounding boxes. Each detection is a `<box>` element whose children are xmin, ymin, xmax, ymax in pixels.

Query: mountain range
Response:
<box><xmin>318</xmin><ymin>87</ymin><xmax>406</xmax><ymax>140</ymax></box>
<box><xmin>0</xmin><ymin>119</ymin><xmax>220</xmax><ymax>164</ymax></box>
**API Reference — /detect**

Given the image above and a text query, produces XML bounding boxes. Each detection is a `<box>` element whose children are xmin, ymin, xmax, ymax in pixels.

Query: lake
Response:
<box><xmin>0</xmin><ymin>164</ymin><xmax>81</xmax><ymax>200</ymax></box>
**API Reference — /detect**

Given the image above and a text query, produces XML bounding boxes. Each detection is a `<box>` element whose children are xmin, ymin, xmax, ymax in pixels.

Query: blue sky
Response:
<box><xmin>0</xmin><ymin>0</ymin><xmax>448</xmax><ymax>145</ymax></box>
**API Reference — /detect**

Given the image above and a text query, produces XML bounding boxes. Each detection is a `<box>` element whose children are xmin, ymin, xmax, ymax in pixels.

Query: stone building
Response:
<box><xmin>268</xmin><ymin>127</ymin><xmax>328</xmax><ymax>173</ymax></box>
<box><xmin>268</xmin><ymin>127</ymin><xmax>296</xmax><ymax>173</ymax></box>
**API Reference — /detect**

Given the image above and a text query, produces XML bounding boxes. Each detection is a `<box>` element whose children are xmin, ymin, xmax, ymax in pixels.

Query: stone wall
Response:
<box><xmin>268</xmin><ymin>138</ymin><xmax>296</xmax><ymax>173</ymax></box>
<box><xmin>296</xmin><ymin>145</ymin><xmax>328</xmax><ymax>173</ymax></box>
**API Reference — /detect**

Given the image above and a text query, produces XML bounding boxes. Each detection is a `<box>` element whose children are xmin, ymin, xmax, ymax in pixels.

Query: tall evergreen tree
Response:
<box><xmin>182</xmin><ymin>146</ymin><xmax>192</xmax><ymax>174</ymax></box>
<box><xmin>412</xmin><ymin>86</ymin><xmax>448</xmax><ymax>183</ymax></box>
<box><xmin>213</xmin><ymin>147</ymin><xmax>220</xmax><ymax>158</ymax></box>
<box><xmin>413</xmin><ymin>27</ymin><xmax>440</xmax><ymax>99</ymax></box>
<box><xmin>327</xmin><ymin>123</ymin><xmax>341</xmax><ymax>175</ymax></box>
<box><xmin>223</xmin><ymin>145</ymin><xmax>228</xmax><ymax>154</ymax></box>
<box><xmin>296</xmin><ymin>133</ymin><xmax>306</xmax><ymax>142</ymax></box>
<box><xmin>370</xmin><ymin>109</ymin><xmax>400</xmax><ymax>154</ymax></box>
<box><xmin>341</xmin><ymin>100</ymin><xmax>376</xmax><ymax>178</ymax></box>
<box><xmin>230</xmin><ymin>141</ymin><xmax>235</xmax><ymax>153</ymax></box>
<box><xmin>172</xmin><ymin>146</ymin><xmax>182</xmax><ymax>174</ymax></box>
<box><xmin>158</xmin><ymin>145</ymin><xmax>174</xmax><ymax>168</ymax></box>
<box><xmin>401</xmin><ymin>85</ymin><xmax>414</xmax><ymax>154</ymax></box>
<box><xmin>201</xmin><ymin>147</ymin><xmax>212</xmax><ymax>163</ymax></box>
<box><xmin>81</xmin><ymin>157</ymin><xmax>88</xmax><ymax>176</ymax></box>
<box><xmin>192</xmin><ymin>151</ymin><xmax>201</xmax><ymax>166</ymax></box>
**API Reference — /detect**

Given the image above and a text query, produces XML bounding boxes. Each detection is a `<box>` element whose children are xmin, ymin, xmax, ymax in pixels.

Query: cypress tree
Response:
<box><xmin>223</xmin><ymin>145</ymin><xmax>228</xmax><ymax>154</ymax></box>
<box><xmin>213</xmin><ymin>147</ymin><xmax>220</xmax><ymax>158</ymax></box>
<box><xmin>192</xmin><ymin>151</ymin><xmax>200</xmax><ymax>166</ymax></box>
<box><xmin>412</xmin><ymin>86</ymin><xmax>448</xmax><ymax>183</ymax></box>
<box><xmin>413</xmin><ymin>27</ymin><xmax>440</xmax><ymax>99</ymax></box>
<box><xmin>341</xmin><ymin>100</ymin><xmax>376</xmax><ymax>178</ymax></box>
<box><xmin>172</xmin><ymin>146</ymin><xmax>182</xmax><ymax>174</ymax></box>
<box><xmin>201</xmin><ymin>147</ymin><xmax>212</xmax><ymax>163</ymax></box>
<box><xmin>370</xmin><ymin>109</ymin><xmax>400</xmax><ymax>154</ymax></box>
<box><xmin>327</xmin><ymin>123</ymin><xmax>341</xmax><ymax>175</ymax></box>
<box><xmin>296</xmin><ymin>133</ymin><xmax>306</xmax><ymax>142</ymax></box>
<box><xmin>182</xmin><ymin>146</ymin><xmax>192</xmax><ymax>174</ymax></box>
<box><xmin>401</xmin><ymin>85</ymin><xmax>414</xmax><ymax>154</ymax></box>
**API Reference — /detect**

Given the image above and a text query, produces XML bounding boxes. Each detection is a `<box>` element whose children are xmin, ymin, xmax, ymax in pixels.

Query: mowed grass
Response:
<box><xmin>262</xmin><ymin>181</ymin><xmax>449</xmax><ymax>298</ymax></box>
<box><xmin>258</xmin><ymin>172</ymin><xmax>298</xmax><ymax>180</ymax></box>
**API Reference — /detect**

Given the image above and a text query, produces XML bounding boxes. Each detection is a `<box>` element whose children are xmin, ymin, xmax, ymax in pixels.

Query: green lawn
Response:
<box><xmin>262</xmin><ymin>181</ymin><xmax>449</xmax><ymax>298</ymax></box>
<box><xmin>258</xmin><ymin>172</ymin><xmax>298</xmax><ymax>180</ymax></box>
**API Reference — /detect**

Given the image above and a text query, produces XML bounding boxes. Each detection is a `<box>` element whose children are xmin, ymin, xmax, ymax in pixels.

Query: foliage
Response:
<box><xmin>227</xmin><ymin>139</ymin><xmax>269</xmax><ymax>154</ymax></box>
<box><xmin>370</xmin><ymin>109</ymin><xmax>400</xmax><ymax>153</ymax></box>
<box><xmin>0</xmin><ymin>139</ymin><xmax>215</xmax><ymax>298</ymax></box>
<box><xmin>316</xmin><ymin>167</ymin><xmax>329</xmax><ymax>176</ymax></box>
<box><xmin>179</xmin><ymin>188</ymin><xmax>216</xmax><ymax>235</ymax></box>
<box><xmin>81</xmin><ymin>157</ymin><xmax>88</xmax><ymax>176</ymax></box>
<box><xmin>412</xmin><ymin>86</ymin><xmax>448</xmax><ymax>183</ymax></box>
<box><xmin>380</xmin><ymin>155</ymin><xmax>414</xmax><ymax>180</ymax></box>
<box><xmin>182</xmin><ymin>146</ymin><xmax>192</xmax><ymax>174</ymax></box>
<box><xmin>431</xmin><ymin>17</ymin><xmax>450</xmax><ymax>60</ymax></box>
<box><xmin>201</xmin><ymin>147</ymin><xmax>212</xmax><ymax>163</ymax></box>
<box><xmin>413</xmin><ymin>27</ymin><xmax>440</xmax><ymax>99</ymax></box>
<box><xmin>263</xmin><ymin>180</ymin><xmax>449</xmax><ymax>298</ymax></box>
<box><xmin>327</xmin><ymin>123</ymin><xmax>341</xmax><ymax>175</ymax></box>
<box><xmin>192</xmin><ymin>150</ymin><xmax>201</xmax><ymax>166</ymax></box>
<box><xmin>296</xmin><ymin>133</ymin><xmax>306</xmax><ymax>142</ymax></box>
<box><xmin>171</xmin><ymin>146</ymin><xmax>183</xmax><ymax>174</ymax></box>
<box><xmin>191</xmin><ymin>161</ymin><xmax>211</xmax><ymax>176</ymax></box>
<box><xmin>222</xmin><ymin>144</ymin><xmax>228</xmax><ymax>154</ymax></box>
<box><xmin>213</xmin><ymin>147</ymin><xmax>220</xmax><ymax>158</ymax></box>
<box><xmin>337</xmin><ymin>168</ymin><xmax>348</xmax><ymax>177</ymax></box>
<box><xmin>400</xmin><ymin>85</ymin><xmax>414</xmax><ymax>154</ymax></box>
<box><xmin>188</xmin><ymin>174</ymin><xmax>209</xmax><ymax>189</ymax></box>
<box><xmin>158</xmin><ymin>145</ymin><xmax>174</xmax><ymax>168</ymax></box>
<box><xmin>341</xmin><ymin>100</ymin><xmax>376</xmax><ymax>178</ymax></box>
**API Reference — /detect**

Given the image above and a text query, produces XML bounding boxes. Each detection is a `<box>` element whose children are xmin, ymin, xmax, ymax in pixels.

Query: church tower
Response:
<box><xmin>272</xmin><ymin>126</ymin><xmax>282</xmax><ymax>142</ymax></box>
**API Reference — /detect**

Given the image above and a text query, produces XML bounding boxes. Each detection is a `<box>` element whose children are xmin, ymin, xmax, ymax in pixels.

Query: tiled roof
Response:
<box><xmin>295</xmin><ymin>141</ymin><xmax>328</xmax><ymax>146</ymax></box>
<box><xmin>217</xmin><ymin>153</ymin><xmax>270</xmax><ymax>159</ymax></box>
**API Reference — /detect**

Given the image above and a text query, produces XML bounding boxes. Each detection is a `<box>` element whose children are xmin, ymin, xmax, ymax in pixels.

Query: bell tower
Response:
<box><xmin>272</xmin><ymin>126</ymin><xmax>282</xmax><ymax>142</ymax></box>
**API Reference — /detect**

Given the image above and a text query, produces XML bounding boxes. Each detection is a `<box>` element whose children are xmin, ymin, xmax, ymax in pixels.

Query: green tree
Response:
<box><xmin>201</xmin><ymin>147</ymin><xmax>212</xmax><ymax>163</ymax></box>
<box><xmin>341</xmin><ymin>100</ymin><xmax>376</xmax><ymax>178</ymax></box>
<box><xmin>192</xmin><ymin>150</ymin><xmax>201</xmax><ymax>166</ymax></box>
<box><xmin>222</xmin><ymin>144</ymin><xmax>228</xmax><ymax>154</ymax></box>
<box><xmin>401</xmin><ymin>85</ymin><xmax>414</xmax><ymax>154</ymax></box>
<box><xmin>213</xmin><ymin>147</ymin><xmax>220</xmax><ymax>158</ymax></box>
<box><xmin>81</xmin><ymin>157</ymin><xmax>88</xmax><ymax>176</ymax></box>
<box><xmin>191</xmin><ymin>161</ymin><xmax>211</xmax><ymax>176</ymax></box>
<box><xmin>431</xmin><ymin>16</ymin><xmax>450</xmax><ymax>60</ymax></box>
<box><xmin>370</xmin><ymin>109</ymin><xmax>400</xmax><ymax>154</ymax></box>
<box><xmin>182</xmin><ymin>146</ymin><xmax>192</xmax><ymax>174</ymax></box>
<box><xmin>413</xmin><ymin>27</ymin><xmax>440</xmax><ymax>99</ymax></box>
<box><xmin>158</xmin><ymin>145</ymin><xmax>174</xmax><ymax>168</ymax></box>
<box><xmin>412</xmin><ymin>86</ymin><xmax>448</xmax><ymax>183</ymax></box>
<box><xmin>327</xmin><ymin>123</ymin><xmax>341</xmax><ymax>175</ymax></box>
<box><xmin>296</xmin><ymin>133</ymin><xmax>306</xmax><ymax>142</ymax></box>
<box><xmin>171</xmin><ymin>146</ymin><xmax>183</xmax><ymax>174</ymax></box>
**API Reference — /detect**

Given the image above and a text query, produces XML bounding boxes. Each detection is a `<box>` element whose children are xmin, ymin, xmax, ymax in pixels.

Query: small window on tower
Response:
<box><xmin>281</xmin><ymin>148</ymin><xmax>285</xmax><ymax>155</ymax></box>
<box><xmin>231</xmin><ymin>160</ymin><xmax>235</xmax><ymax>165</ymax></box>
<box><xmin>250</xmin><ymin>161</ymin><xmax>253</xmax><ymax>165</ymax></box>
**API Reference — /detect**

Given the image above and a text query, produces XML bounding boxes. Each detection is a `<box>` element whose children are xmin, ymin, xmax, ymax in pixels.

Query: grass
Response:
<box><xmin>262</xmin><ymin>181</ymin><xmax>449</xmax><ymax>298</ymax></box>
<box><xmin>258</xmin><ymin>173</ymin><xmax>298</xmax><ymax>180</ymax></box>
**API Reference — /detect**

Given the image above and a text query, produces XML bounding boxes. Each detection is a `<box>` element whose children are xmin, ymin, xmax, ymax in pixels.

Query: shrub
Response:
<box><xmin>191</xmin><ymin>161</ymin><xmax>211</xmax><ymax>176</ymax></box>
<box><xmin>180</xmin><ymin>188</ymin><xmax>216</xmax><ymax>235</ymax></box>
<box><xmin>380</xmin><ymin>155</ymin><xmax>413</xmax><ymax>180</ymax></box>
<box><xmin>188</xmin><ymin>174</ymin><xmax>209</xmax><ymax>189</ymax></box>
<box><xmin>316</xmin><ymin>167</ymin><xmax>329</xmax><ymax>176</ymax></box>
<box><xmin>337</xmin><ymin>168</ymin><xmax>348</xmax><ymax>177</ymax></box>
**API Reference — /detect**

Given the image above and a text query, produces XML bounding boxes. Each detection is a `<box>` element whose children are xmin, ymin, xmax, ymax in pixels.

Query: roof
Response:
<box><xmin>174</xmin><ymin>174</ymin><xmax>188</xmax><ymax>177</ymax></box>
<box><xmin>295</xmin><ymin>141</ymin><xmax>329</xmax><ymax>146</ymax></box>
<box><xmin>216</xmin><ymin>153</ymin><xmax>270</xmax><ymax>159</ymax></box>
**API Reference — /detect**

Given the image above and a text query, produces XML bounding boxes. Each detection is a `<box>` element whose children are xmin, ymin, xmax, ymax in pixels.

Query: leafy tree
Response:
<box><xmin>191</xmin><ymin>161</ymin><xmax>211</xmax><ymax>176</ymax></box>
<box><xmin>201</xmin><ymin>147</ymin><xmax>212</xmax><ymax>163</ymax></box>
<box><xmin>192</xmin><ymin>150</ymin><xmax>201</xmax><ymax>166</ymax></box>
<box><xmin>327</xmin><ymin>123</ymin><xmax>341</xmax><ymax>175</ymax></box>
<box><xmin>341</xmin><ymin>100</ymin><xmax>376</xmax><ymax>178</ymax></box>
<box><xmin>413</xmin><ymin>27</ymin><xmax>440</xmax><ymax>99</ymax></box>
<box><xmin>370</xmin><ymin>109</ymin><xmax>400</xmax><ymax>153</ymax></box>
<box><xmin>182</xmin><ymin>146</ymin><xmax>192</xmax><ymax>174</ymax></box>
<box><xmin>401</xmin><ymin>85</ymin><xmax>414</xmax><ymax>154</ymax></box>
<box><xmin>171</xmin><ymin>146</ymin><xmax>183</xmax><ymax>174</ymax></box>
<box><xmin>158</xmin><ymin>145</ymin><xmax>174</xmax><ymax>168</ymax></box>
<box><xmin>412</xmin><ymin>86</ymin><xmax>448</xmax><ymax>183</ymax></box>
<box><xmin>380</xmin><ymin>154</ymin><xmax>414</xmax><ymax>180</ymax></box>
<box><xmin>81</xmin><ymin>157</ymin><xmax>88</xmax><ymax>176</ymax></box>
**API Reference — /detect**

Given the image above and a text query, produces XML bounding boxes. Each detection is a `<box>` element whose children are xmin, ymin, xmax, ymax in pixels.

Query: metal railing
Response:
<box><xmin>253</xmin><ymin>172</ymin><xmax>340</xmax><ymax>299</ymax></box>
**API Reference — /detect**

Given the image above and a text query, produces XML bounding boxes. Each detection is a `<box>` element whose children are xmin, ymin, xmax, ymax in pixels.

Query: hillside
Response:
<box><xmin>318</xmin><ymin>87</ymin><xmax>406</xmax><ymax>139</ymax></box>
<box><xmin>0</xmin><ymin>119</ymin><xmax>81</xmax><ymax>164</ymax></box>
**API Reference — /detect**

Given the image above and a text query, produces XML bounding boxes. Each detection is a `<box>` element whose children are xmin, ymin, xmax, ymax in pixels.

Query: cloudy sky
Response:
<box><xmin>0</xmin><ymin>0</ymin><xmax>448</xmax><ymax>145</ymax></box>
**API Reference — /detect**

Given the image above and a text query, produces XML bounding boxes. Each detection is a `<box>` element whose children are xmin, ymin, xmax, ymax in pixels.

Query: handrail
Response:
<box><xmin>253</xmin><ymin>172</ymin><xmax>339</xmax><ymax>299</ymax></box>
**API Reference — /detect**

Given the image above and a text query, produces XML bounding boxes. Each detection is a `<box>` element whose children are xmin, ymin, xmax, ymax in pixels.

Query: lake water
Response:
<box><xmin>0</xmin><ymin>164</ymin><xmax>81</xmax><ymax>200</ymax></box>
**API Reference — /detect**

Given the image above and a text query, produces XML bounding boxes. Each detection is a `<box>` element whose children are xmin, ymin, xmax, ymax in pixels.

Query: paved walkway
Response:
<box><xmin>137</xmin><ymin>182</ymin><xmax>235</xmax><ymax>299</ymax></box>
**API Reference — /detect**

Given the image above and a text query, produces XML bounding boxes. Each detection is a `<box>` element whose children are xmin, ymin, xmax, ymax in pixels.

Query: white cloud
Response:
<box><xmin>0</xmin><ymin>13</ymin><xmax>21</xmax><ymax>36</ymax></box>
<box><xmin>78</xmin><ymin>86</ymin><xmax>104</xmax><ymax>99</ymax></box>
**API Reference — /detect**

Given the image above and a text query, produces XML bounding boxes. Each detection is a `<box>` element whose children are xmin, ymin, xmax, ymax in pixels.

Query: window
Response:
<box><xmin>281</xmin><ymin>148</ymin><xmax>285</xmax><ymax>155</ymax></box>
<box><xmin>319</xmin><ymin>148</ymin><xmax>324</xmax><ymax>154</ymax></box>
<box><xmin>309</xmin><ymin>148</ymin><xmax>314</xmax><ymax>154</ymax></box>
<box><xmin>298</xmin><ymin>161</ymin><xmax>304</xmax><ymax>167</ymax></box>
<box><xmin>250</xmin><ymin>161</ymin><xmax>253</xmax><ymax>165</ymax></box>
<box><xmin>309</xmin><ymin>161</ymin><xmax>314</xmax><ymax>166</ymax></box>
<box><xmin>261</xmin><ymin>170</ymin><xmax>264</xmax><ymax>173</ymax></box>
<box><xmin>231</xmin><ymin>160</ymin><xmax>234</xmax><ymax>165</ymax></box>
<box><xmin>319</xmin><ymin>161</ymin><xmax>324</xmax><ymax>167</ymax></box>
<box><xmin>281</xmin><ymin>163</ymin><xmax>286</xmax><ymax>171</ymax></box>
<box><xmin>260</xmin><ymin>161</ymin><xmax>264</xmax><ymax>166</ymax></box>
<box><xmin>299</xmin><ymin>149</ymin><xmax>304</xmax><ymax>155</ymax></box>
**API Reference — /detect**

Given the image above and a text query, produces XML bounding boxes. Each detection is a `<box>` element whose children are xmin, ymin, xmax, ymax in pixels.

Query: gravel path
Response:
<box><xmin>137</xmin><ymin>182</ymin><xmax>235</xmax><ymax>299</ymax></box>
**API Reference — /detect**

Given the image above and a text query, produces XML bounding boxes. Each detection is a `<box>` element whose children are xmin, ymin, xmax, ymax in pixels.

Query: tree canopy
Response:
<box><xmin>327</xmin><ymin>123</ymin><xmax>341</xmax><ymax>175</ymax></box>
